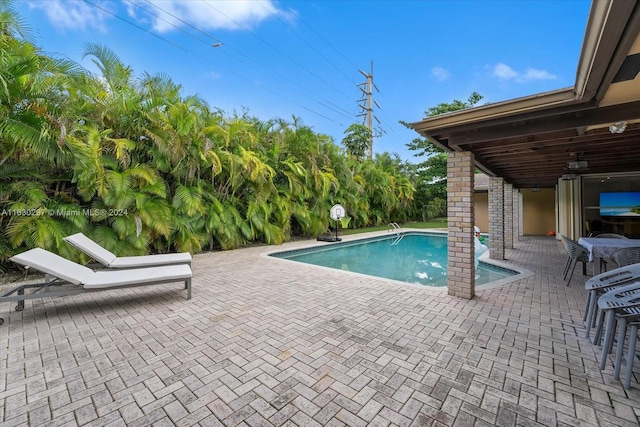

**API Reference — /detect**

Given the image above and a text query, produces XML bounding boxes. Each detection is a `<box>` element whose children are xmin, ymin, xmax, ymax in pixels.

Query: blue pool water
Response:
<box><xmin>271</xmin><ymin>232</ymin><xmax>516</xmax><ymax>287</ymax></box>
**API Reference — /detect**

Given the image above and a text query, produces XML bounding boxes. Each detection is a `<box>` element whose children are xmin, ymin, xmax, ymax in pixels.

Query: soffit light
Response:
<box><xmin>609</xmin><ymin>121</ymin><xmax>627</xmax><ymax>134</ymax></box>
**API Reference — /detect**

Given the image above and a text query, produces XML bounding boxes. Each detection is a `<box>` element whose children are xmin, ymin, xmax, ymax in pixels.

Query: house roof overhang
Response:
<box><xmin>409</xmin><ymin>0</ymin><xmax>640</xmax><ymax>189</ymax></box>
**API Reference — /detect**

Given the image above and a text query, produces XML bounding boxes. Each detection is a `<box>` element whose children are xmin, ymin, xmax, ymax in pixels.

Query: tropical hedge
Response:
<box><xmin>0</xmin><ymin>3</ymin><xmax>417</xmax><ymax>269</ymax></box>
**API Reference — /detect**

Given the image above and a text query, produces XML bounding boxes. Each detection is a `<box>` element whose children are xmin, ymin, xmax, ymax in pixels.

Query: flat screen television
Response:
<box><xmin>599</xmin><ymin>192</ymin><xmax>640</xmax><ymax>217</ymax></box>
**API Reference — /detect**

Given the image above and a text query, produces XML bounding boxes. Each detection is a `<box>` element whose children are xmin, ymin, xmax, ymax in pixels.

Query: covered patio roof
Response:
<box><xmin>410</xmin><ymin>0</ymin><xmax>640</xmax><ymax>189</ymax></box>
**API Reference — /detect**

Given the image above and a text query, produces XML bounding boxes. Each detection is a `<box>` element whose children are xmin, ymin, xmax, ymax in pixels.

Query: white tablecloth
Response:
<box><xmin>577</xmin><ymin>237</ymin><xmax>640</xmax><ymax>262</ymax></box>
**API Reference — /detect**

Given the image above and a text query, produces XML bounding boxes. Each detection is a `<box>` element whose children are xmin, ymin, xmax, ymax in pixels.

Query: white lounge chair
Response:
<box><xmin>64</xmin><ymin>233</ymin><xmax>191</xmax><ymax>268</ymax></box>
<box><xmin>0</xmin><ymin>248</ymin><xmax>192</xmax><ymax>325</ymax></box>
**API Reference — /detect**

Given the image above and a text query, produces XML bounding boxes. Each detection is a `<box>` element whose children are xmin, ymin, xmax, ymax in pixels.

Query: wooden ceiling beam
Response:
<box><xmin>478</xmin><ymin>140</ymin><xmax>640</xmax><ymax>159</ymax></box>
<box><xmin>447</xmin><ymin>100</ymin><xmax>640</xmax><ymax>147</ymax></box>
<box><xmin>461</xmin><ymin>125</ymin><xmax>640</xmax><ymax>151</ymax></box>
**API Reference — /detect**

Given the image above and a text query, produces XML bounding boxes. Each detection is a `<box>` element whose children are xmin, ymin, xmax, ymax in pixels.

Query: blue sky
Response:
<box><xmin>16</xmin><ymin>0</ymin><xmax>591</xmax><ymax>163</ymax></box>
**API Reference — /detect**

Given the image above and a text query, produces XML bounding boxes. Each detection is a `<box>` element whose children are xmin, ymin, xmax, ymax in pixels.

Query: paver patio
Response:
<box><xmin>1</xmin><ymin>233</ymin><xmax>639</xmax><ymax>426</ymax></box>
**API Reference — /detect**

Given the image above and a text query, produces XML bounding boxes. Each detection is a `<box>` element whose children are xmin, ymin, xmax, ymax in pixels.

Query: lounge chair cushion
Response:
<box><xmin>84</xmin><ymin>264</ymin><xmax>192</xmax><ymax>289</ymax></box>
<box><xmin>64</xmin><ymin>232</ymin><xmax>192</xmax><ymax>268</ymax></box>
<box><xmin>64</xmin><ymin>233</ymin><xmax>117</xmax><ymax>266</ymax></box>
<box><xmin>110</xmin><ymin>253</ymin><xmax>192</xmax><ymax>268</ymax></box>
<box><xmin>10</xmin><ymin>248</ymin><xmax>94</xmax><ymax>285</ymax></box>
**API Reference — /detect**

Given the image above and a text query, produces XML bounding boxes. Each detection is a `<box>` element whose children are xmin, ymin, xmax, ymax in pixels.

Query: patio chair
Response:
<box><xmin>594</xmin><ymin>233</ymin><xmax>629</xmax><ymax>239</ymax></box>
<box><xmin>560</xmin><ymin>235</ymin><xmax>589</xmax><ymax>286</ymax></box>
<box><xmin>595</xmin><ymin>282</ymin><xmax>640</xmax><ymax>388</ymax></box>
<box><xmin>583</xmin><ymin>263</ymin><xmax>640</xmax><ymax>340</ymax></box>
<box><xmin>611</xmin><ymin>247</ymin><xmax>640</xmax><ymax>268</ymax></box>
<box><xmin>64</xmin><ymin>233</ymin><xmax>191</xmax><ymax>268</ymax></box>
<box><xmin>621</xmin><ymin>319</ymin><xmax>640</xmax><ymax>389</ymax></box>
<box><xmin>0</xmin><ymin>248</ymin><xmax>192</xmax><ymax>325</ymax></box>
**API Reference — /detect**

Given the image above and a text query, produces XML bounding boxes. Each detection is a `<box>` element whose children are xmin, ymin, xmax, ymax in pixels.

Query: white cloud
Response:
<box><xmin>27</xmin><ymin>0</ymin><xmax>289</xmax><ymax>34</ymax></box>
<box><xmin>431</xmin><ymin>66</ymin><xmax>451</xmax><ymax>81</ymax></box>
<box><xmin>143</xmin><ymin>0</ymin><xmax>289</xmax><ymax>32</ymax></box>
<box><xmin>27</xmin><ymin>0</ymin><xmax>110</xmax><ymax>32</ymax></box>
<box><xmin>521</xmin><ymin>68</ymin><xmax>556</xmax><ymax>81</ymax></box>
<box><xmin>493</xmin><ymin>62</ymin><xmax>557</xmax><ymax>83</ymax></box>
<box><xmin>493</xmin><ymin>63</ymin><xmax>518</xmax><ymax>80</ymax></box>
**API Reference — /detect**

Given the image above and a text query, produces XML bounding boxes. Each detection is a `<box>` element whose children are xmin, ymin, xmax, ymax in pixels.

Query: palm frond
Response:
<box><xmin>172</xmin><ymin>185</ymin><xmax>204</xmax><ymax>216</ymax></box>
<box><xmin>0</xmin><ymin>163</ymin><xmax>39</xmax><ymax>180</ymax></box>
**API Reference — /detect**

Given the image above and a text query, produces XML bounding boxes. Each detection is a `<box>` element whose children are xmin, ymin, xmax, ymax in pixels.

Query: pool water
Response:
<box><xmin>271</xmin><ymin>233</ymin><xmax>516</xmax><ymax>287</ymax></box>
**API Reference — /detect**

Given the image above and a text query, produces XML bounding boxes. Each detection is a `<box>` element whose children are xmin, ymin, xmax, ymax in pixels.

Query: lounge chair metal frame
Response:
<box><xmin>0</xmin><ymin>248</ymin><xmax>192</xmax><ymax>325</ymax></box>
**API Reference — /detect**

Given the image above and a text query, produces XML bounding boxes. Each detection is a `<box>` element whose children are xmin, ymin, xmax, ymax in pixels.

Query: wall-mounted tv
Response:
<box><xmin>600</xmin><ymin>192</ymin><xmax>640</xmax><ymax>217</ymax></box>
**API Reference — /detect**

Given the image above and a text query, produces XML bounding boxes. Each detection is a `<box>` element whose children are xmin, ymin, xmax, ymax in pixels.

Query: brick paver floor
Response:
<box><xmin>1</xmin><ymin>233</ymin><xmax>639</xmax><ymax>426</ymax></box>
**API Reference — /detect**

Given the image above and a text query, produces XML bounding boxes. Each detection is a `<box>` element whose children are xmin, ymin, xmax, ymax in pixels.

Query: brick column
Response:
<box><xmin>447</xmin><ymin>151</ymin><xmax>475</xmax><ymax>299</ymax></box>
<box><xmin>513</xmin><ymin>189</ymin><xmax>521</xmax><ymax>244</ymax></box>
<box><xmin>504</xmin><ymin>184</ymin><xmax>513</xmax><ymax>249</ymax></box>
<box><xmin>489</xmin><ymin>177</ymin><xmax>505</xmax><ymax>260</ymax></box>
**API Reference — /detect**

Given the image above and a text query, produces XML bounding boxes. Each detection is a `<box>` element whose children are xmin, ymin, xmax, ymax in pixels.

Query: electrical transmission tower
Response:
<box><xmin>357</xmin><ymin>61</ymin><xmax>382</xmax><ymax>160</ymax></box>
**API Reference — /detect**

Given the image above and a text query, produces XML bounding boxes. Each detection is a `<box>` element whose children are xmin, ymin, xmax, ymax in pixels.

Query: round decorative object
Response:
<box><xmin>330</xmin><ymin>204</ymin><xmax>345</xmax><ymax>221</ymax></box>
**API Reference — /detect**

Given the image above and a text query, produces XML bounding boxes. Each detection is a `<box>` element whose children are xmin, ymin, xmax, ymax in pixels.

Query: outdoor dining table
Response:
<box><xmin>577</xmin><ymin>237</ymin><xmax>640</xmax><ymax>275</ymax></box>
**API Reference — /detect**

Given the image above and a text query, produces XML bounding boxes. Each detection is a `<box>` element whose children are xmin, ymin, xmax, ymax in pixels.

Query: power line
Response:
<box><xmin>88</xmin><ymin>0</ymin><xmax>410</xmax><ymax>148</ymax></box>
<box><xmin>139</xmin><ymin>0</ymin><xmax>221</xmax><ymax>45</ymax></box>
<box><xmin>81</xmin><ymin>0</ymin><xmax>347</xmax><ymax>126</ymax></box>
<box><xmin>257</xmin><ymin>1</ymin><xmax>357</xmax><ymax>87</ymax></box>
<box><xmin>201</xmin><ymin>0</ymin><xmax>354</xmax><ymax>104</ymax></box>
<box><xmin>276</xmin><ymin>0</ymin><xmax>408</xmax><ymax>147</ymax></box>
<box><xmin>133</xmin><ymin>0</ymin><xmax>356</xmax><ymax>123</ymax></box>
<box><xmin>83</xmin><ymin>0</ymin><xmax>190</xmax><ymax>54</ymax></box>
<box><xmin>85</xmin><ymin>1</ymin><xmax>409</xmax><ymax>149</ymax></box>
<box><xmin>325</xmin><ymin>100</ymin><xmax>355</xmax><ymax>117</ymax></box>
<box><xmin>277</xmin><ymin>0</ymin><xmax>361</xmax><ymax>73</ymax></box>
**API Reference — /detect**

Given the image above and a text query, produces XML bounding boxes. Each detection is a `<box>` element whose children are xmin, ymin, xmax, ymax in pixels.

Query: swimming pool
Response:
<box><xmin>270</xmin><ymin>232</ymin><xmax>517</xmax><ymax>287</ymax></box>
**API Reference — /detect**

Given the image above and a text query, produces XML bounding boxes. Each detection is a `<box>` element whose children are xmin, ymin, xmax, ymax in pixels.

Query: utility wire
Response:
<box><xmin>277</xmin><ymin>0</ymin><xmax>360</xmax><ymax>72</ymax></box>
<box><xmin>201</xmin><ymin>0</ymin><xmax>355</xmax><ymax>104</ymax></box>
<box><xmin>325</xmin><ymin>100</ymin><xmax>355</xmax><ymax>117</ymax></box>
<box><xmin>87</xmin><ymin>0</ymin><xmax>408</xmax><ymax>148</ymax></box>
<box><xmin>139</xmin><ymin>0</ymin><xmax>221</xmax><ymax>44</ymax></box>
<box><xmin>124</xmin><ymin>0</ymin><xmax>213</xmax><ymax>47</ymax></box>
<box><xmin>132</xmin><ymin>0</ymin><xmax>355</xmax><ymax>121</ymax></box>
<box><xmin>277</xmin><ymin>1</ymin><xmax>408</xmax><ymax>145</ymax></box>
<box><xmin>257</xmin><ymin>0</ymin><xmax>357</xmax><ymax>86</ymax></box>
<box><xmin>84</xmin><ymin>0</ymin><xmax>190</xmax><ymax>54</ymax></box>
<box><xmin>132</xmin><ymin>0</ymin><xmax>405</xmax><ymax>148</ymax></box>
<box><xmin>82</xmin><ymin>0</ymin><xmax>346</xmax><ymax>125</ymax></box>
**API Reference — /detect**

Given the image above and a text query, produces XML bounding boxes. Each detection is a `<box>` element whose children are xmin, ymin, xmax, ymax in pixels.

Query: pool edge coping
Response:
<box><xmin>260</xmin><ymin>229</ymin><xmax>535</xmax><ymax>291</ymax></box>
